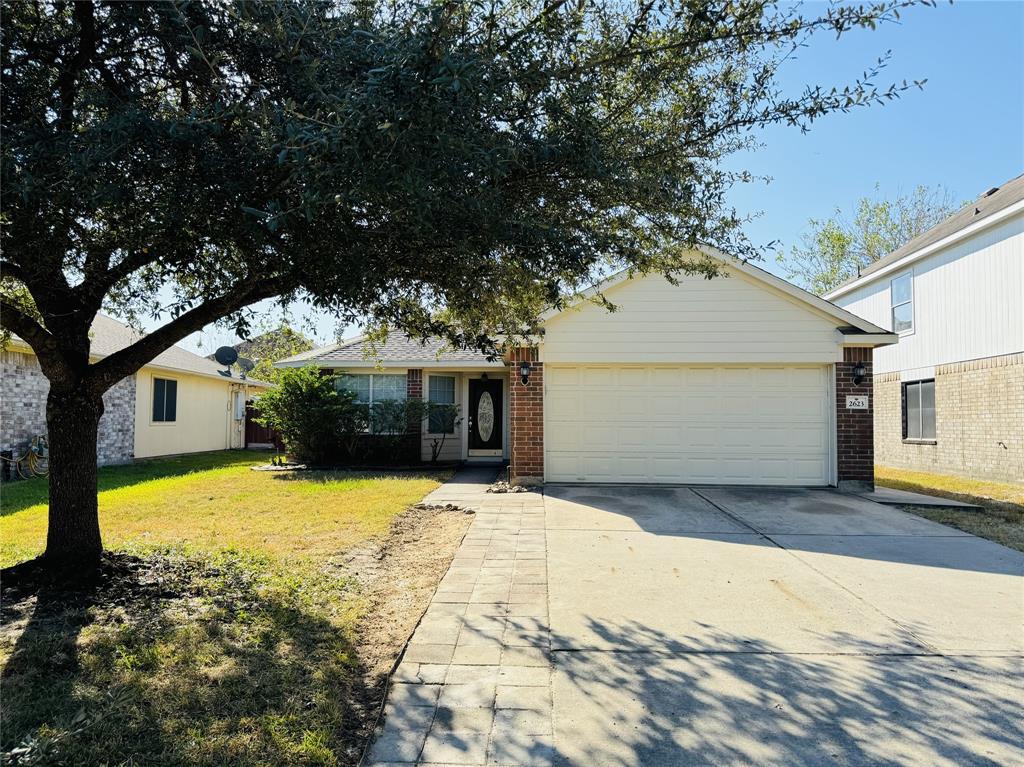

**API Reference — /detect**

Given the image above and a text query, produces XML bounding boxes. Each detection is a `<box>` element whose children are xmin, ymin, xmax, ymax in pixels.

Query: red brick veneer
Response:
<box><xmin>507</xmin><ymin>347</ymin><xmax>544</xmax><ymax>484</ymax></box>
<box><xmin>407</xmin><ymin>369</ymin><xmax>423</xmax><ymax>439</ymax></box>
<box><xmin>836</xmin><ymin>347</ymin><xmax>874</xmax><ymax>490</ymax></box>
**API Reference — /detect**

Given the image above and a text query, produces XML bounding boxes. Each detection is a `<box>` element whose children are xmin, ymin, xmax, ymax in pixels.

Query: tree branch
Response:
<box><xmin>0</xmin><ymin>299</ymin><xmax>52</xmax><ymax>350</ymax></box>
<box><xmin>89</xmin><ymin>278</ymin><xmax>279</xmax><ymax>389</ymax></box>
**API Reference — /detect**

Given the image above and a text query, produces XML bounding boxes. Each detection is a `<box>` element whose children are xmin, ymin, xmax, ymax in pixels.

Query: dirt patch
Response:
<box><xmin>343</xmin><ymin>504</ymin><xmax>474</xmax><ymax>681</ymax></box>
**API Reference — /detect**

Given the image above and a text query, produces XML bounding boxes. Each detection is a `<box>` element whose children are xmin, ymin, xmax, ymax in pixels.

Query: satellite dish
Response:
<box><xmin>238</xmin><ymin>358</ymin><xmax>255</xmax><ymax>372</ymax></box>
<box><xmin>214</xmin><ymin>346</ymin><xmax>239</xmax><ymax>366</ymax></box>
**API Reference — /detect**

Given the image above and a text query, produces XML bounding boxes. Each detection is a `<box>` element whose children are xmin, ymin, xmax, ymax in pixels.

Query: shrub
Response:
<box><xmin>252</xmin><ymin>366</ymin><xmax>366</xmax><ymax>464</ymax></box>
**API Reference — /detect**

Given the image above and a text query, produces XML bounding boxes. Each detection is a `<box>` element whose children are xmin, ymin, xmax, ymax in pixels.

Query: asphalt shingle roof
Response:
<box><xmin>14</xmin><ymin>314</ymin><xmax>270</xmax><ymax>385</ymax></box>
<box><xmin>279</xmin><ymin>334</ymin><xmax>496</xmax><ymax>366</ymax></box>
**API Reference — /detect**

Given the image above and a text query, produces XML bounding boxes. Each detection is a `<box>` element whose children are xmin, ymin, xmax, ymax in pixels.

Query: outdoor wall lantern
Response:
<box><xmin>519</xmin><ymin>360</ymin><xmax>532</xmax><ymax>386</ymax></box>
<box><xmin>852</xmin><ymin>362</ymin><xmax>867</xmax><ymax>386</ymax></box>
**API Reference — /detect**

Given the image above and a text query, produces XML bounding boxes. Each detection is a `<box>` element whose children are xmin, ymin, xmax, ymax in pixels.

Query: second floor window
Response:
<box><xmin>890</xmin><ymin>273</ymin><xmax>913</xmax><ymax>333</ymax></box>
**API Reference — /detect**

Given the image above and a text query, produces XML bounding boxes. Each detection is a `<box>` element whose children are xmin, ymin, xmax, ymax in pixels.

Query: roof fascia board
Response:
<box><xmin>826</xmin><ymin>198</ymin><xmax>1024</xmax><ymax>300</ymax></box>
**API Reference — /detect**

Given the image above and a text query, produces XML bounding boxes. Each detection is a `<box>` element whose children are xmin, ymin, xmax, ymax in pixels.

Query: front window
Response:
<box><xmin>335</xmin><ymin>373</ymin><xmax>407</xmax><ymax>409</ymax></box>
<box><xmin>890</xmin><ymin>273</ymin><xmax>913</xmax><ymax>333</ymax></box>
<box><xmin>903</xmin><ymin>379</ymin><xmax>935</xmax><ymax>441</ymax></box>
<box><xmin>152</xmin><ymin>377</ymin><xmax>177</xmax><ymax>422</ymax></box>
<box><xmin>428</xmin><ymin>375</ymin><xmax>456</xmax><ymax>433</ymax></box>
<box><xmin>335</xmin><ymin>374</ymin><xmax>407</xmax><ymax>433</ymax></box>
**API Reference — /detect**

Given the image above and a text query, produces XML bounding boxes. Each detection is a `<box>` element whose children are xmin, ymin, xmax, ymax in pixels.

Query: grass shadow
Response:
<box><xmin>1</xmin><ymin>548</ymin><xmax>376</xmax><ymax>766</ymax></box>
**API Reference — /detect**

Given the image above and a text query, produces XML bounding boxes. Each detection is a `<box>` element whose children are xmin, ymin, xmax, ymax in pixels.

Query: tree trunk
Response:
<box><xmin>43</xmin><ymin>387</ymin><xmax>104</xmax><ymax>566</ymax></box>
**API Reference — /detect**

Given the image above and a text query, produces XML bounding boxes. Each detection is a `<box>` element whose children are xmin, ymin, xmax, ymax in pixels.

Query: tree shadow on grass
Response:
<box><xmin>1</xmin><ymin>451</ymin><xmax>267</xmax><ymax>518</ymax></box>
<box><xmin>1</xmin><ymin>550</ymin><xmax>378</xmax><ymax>766</ymax></box>
<box><xmin>547</xmin><ymin>618</ymin><xmax>1024</xmax><ymax>766</ymax></box>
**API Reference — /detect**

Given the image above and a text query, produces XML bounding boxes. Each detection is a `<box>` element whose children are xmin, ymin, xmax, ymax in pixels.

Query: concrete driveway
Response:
<box><xmin>545</xmin><ymin>485</ymin><xmax>1024</xmax><ymax>766</ymax></box>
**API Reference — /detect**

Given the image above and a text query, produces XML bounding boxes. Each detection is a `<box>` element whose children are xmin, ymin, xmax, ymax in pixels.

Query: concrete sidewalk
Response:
<box><xmin>366</xmin><ymin>468</ymin><xmax>554</xmax><ymax>766</ymax></box>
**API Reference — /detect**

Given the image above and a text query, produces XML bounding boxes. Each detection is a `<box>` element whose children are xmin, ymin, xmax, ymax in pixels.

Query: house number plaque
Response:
<box><xmin>845</xmin><ymin>395</ymin><xmax>869</xmax><ymax>410</ymax></box>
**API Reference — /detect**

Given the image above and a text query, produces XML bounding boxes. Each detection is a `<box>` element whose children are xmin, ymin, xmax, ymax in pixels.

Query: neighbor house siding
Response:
<box><xmin>541</xmin><ymin>265</ymin><xmax>844</xmax><ymax>364</ymax></box>
<box><xmin>834</xmin><ymin>215</ymin><xmax>1024</xmax><ymax>375</ymax></box>
<box><xmin>1</xmin><ymin>349</ymin><xmax>136</xmax><ymax>466</ymax></box>
<box><xmin>134</xmin><ymin>369</ymin><xmax>245</xmax><ymax>458</ymax></box>
<box><xmin>831</xmin><ymin>212</ymin><xmax>1024</xmax><ymax>484</ymax></box>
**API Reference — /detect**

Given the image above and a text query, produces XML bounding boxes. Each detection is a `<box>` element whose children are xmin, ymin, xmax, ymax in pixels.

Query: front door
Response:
<box><xmin>468</xmin><ymin>378</ymin><xmax>503</xmax><ymax>455</ymax></box>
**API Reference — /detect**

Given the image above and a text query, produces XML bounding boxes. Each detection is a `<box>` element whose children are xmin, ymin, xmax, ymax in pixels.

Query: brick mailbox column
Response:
<box><xmin>507</xmin><ymin>347</ymin><xmax>544</xmax><ymax>486</ymax></box>
<box><xmin>836</xmin><ymin>347</ymin><xmax>874</xmax><ymax>492</ymax></box>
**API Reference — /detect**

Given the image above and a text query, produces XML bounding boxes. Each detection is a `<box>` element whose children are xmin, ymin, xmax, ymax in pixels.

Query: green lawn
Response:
<box><xmin>876</xmin><ymin>466</ymin><xmax>1024</xmax><ymax>553</ymax></box>
<box><xmin>1</xmin><ymin>452</ymin><xmax>451</xmax><ymax>766</ymax></box>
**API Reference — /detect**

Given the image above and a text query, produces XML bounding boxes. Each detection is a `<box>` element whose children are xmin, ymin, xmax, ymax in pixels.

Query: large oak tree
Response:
<box><xmin>2</xmin><ymin>0</ymin><xmax>928</xmax><ymax>567</ymax></box>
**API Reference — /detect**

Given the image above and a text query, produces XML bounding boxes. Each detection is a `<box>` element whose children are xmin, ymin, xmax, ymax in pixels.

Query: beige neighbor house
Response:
<box><xmin>1</xmin><ymin>314</ymin><xmax>271</xmax><ymax>466</ymax></box>
<box><xmin>826</xmin><ymin>174</ymin><xmax>1024</xmax><ymax>484</ymax></box>
<box><xmin>278</xmin><ymin>249</ymin><xmax>897</xmax><ymax>490</ymax></box>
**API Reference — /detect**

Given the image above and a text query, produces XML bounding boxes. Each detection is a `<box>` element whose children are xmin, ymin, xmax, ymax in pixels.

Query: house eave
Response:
<box><xmin>835</xmin><ymin>331</ymin><xmax>899</xmax><ymax>348</ymax></box>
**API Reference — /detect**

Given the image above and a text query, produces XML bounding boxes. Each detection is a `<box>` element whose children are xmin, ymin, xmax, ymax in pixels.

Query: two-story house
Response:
<box><xmin>826</xmin><ymin>174</ymin><xmax>1023</xmax><ymax>483</ymax></box>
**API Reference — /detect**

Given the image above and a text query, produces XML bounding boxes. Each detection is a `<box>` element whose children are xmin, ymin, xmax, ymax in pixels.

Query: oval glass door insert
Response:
<box><xmin>477</xmin><ymin>391</ymin><xmax>495</xmax><ymax>442</ymax></box>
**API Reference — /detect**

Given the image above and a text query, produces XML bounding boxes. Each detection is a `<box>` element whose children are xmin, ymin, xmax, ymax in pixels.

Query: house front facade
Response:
<box><xmin>826</xmin><ymin>175</ymin><xmax>1024</xmax><ymax>483</ymax></box>
<box><xmin>279</xmin><ymin>249</ymin><xmax>896</xmax><ymax>490</ymax></box>
<box><xmin>1</xmin><ymin>314</ymin><xmax>271</xmax><ymax>468</ymax></box>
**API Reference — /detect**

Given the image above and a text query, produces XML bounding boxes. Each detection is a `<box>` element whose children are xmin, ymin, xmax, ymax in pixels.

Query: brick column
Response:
<box><xmin>507</xmin><ymin>347</ymin><xmax>544</xmax><ymax>486</ymax></box>
<box><xmin>407</xmin><ymin>369</ymin><xmax>423</xmax><ymax>462</ymax></box>
<box><xmin>836</xmin><ymin>347</ymin><xmax>874</xmax><ymax>491</ymax></box>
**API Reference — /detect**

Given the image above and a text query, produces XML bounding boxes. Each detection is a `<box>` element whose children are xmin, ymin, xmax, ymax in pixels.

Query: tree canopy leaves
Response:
<box><xmin>2</xmin><ymin>0</ymin><xmax>932</xmax><ymax>388</ymax></box>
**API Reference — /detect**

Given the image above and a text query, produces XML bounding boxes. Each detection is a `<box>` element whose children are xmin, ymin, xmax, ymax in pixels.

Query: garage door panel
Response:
<box><xmin>545</xmin><ymin>365</ymin><xmax>830</xmax><ymax>485</ymax></box>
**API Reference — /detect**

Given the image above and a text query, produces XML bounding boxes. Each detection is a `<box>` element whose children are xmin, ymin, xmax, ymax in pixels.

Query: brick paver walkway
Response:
<box><xmin>365</xmin><ymin>469</ymin><xmax>552</xmax><ymax>766</ymax></box>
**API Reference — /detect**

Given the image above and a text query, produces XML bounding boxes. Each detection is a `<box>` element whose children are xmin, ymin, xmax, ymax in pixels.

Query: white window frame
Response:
<box><xmin>426</xmin><ymin>374</ymin><xmax>457</xmax><ymax>435</ymax></box>
<box><xmin>335</xmin><ymin>372</ymin><xmax>408</xmax><ymax>406</ymax></box>
<box><xmin>890</xmin><ymin>271</ymin><xmax>914</xmax><ymax>336</ymax></box>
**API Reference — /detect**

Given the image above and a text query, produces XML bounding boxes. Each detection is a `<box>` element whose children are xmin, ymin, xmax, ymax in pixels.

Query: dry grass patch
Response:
<box><xmin>876</xmin><ymin>466</ymin><xmax>1024</xmax><ymax>553</ymax></box>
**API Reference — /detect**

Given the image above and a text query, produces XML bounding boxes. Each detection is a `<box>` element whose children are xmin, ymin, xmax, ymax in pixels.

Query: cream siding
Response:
<box><xmin>422</xmin><ymin>371</ymin><xmax>464</xmax><ymax>462</ymax></box>
<box><xmin>134</xmin><ymin>368</ymin><xmax>249</xmax><ymax>458</ymax></box>
<box><xmin>541</xmin><ymin>267</ymin><xmax>845</xmax><ymax>364</ymax></box>
<box><xmin>833</xmin><ymin>214</ymin><xmax>1024</xmax><ymax>375</ymax></box>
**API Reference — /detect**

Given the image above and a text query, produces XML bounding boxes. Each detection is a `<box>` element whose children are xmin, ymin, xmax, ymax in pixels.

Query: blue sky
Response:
<box><xmin>176</xmin><ymin>0</ymin><xmax>1023</xmax><ymax>355</ymax></box>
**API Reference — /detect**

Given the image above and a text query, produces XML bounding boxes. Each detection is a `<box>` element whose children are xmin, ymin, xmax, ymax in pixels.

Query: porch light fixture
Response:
<box><xmin>480</xmin><ymin>372</ymin><xmax>489</xmax><ymax>381</ymax></box>
<box><xmin>519</xmin><ymin>360</ymin><xmax>531</xmax><ymax>386</ymax></box>
<box><xmin>852</xmin><ymin>362</ymin><xmax>867</xmax><ymax>386</ymax></box>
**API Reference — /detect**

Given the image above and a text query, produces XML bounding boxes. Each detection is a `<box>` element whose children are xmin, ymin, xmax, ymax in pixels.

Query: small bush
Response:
<box><xmin>252</xmin><ymin>366</ymin><xmax>366</xmax><ymax>464</ymax></box>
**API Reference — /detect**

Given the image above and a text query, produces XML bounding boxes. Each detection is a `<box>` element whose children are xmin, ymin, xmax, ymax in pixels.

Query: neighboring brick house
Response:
<box><xmin>827</xmin><ymin>174</ymin><xmax>1024</xmax><ymax>483</ymax></box>
<box><xmin>2</xmin><ymin>314</ymin><xmax>271</xmax><ymax>469</ymax></box>
<box><xmin>278</xmin><ymin>247</ymin><xmax>895</xmax><ymax>490</ymax></box>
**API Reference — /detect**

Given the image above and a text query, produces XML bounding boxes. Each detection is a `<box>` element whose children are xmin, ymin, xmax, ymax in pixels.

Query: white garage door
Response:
<box><xmin>545</xmin><ymin>365</ymin><xmax>831</xmax><ymax>485</ymax></box>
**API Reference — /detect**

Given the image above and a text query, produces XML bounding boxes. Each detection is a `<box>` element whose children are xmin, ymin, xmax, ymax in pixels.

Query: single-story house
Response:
<box><xmin>825</xmin><ymin>174</ymin><xmax>1023</xmax><ymax>483</ymax></box>
<box><xmin>1</xmin><ymin>314</ymin><xmax>272</xmax><ymax>466</ymax></box>
<box><xmin>278</xmin><ymin>249</ymin><xmax>896</xmax><ymax>489</ymax></box>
